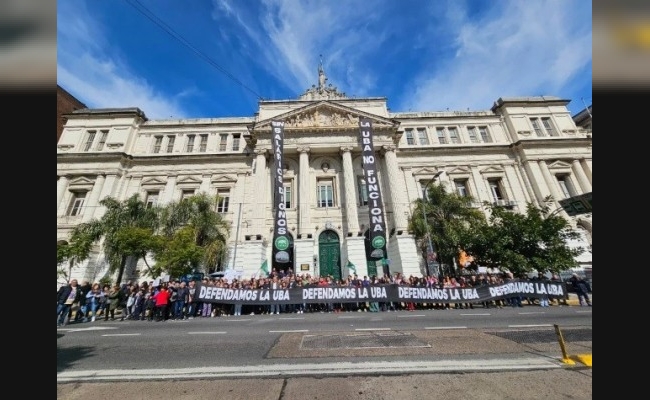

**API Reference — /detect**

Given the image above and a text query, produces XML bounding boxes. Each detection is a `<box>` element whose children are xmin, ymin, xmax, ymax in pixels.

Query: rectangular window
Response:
<box><xmin>478</xmin><ymin>126</ymin><xmax>492</xmax><ymax>143</ymax></box>
<box><xmin>67</xmin><ymin>192</ymin><xmax>87</xmax><ymax>216</ymax></box>
<box><xmin>317</xmin><ymin>179</ymin><xmax>334</xmax><ymax>208</ymax></box>
<box><xmin>186</xmin><ymin>135</ymin><xmax>195</xmax><ymax>152</ymax></box>
<box><xmin>488</xmin><ymin>179</ymin><xmax>504</xmax><ymax>202</ymax></box>
<box><xmin>216</xmin><ymin>189</ymin><xmax>230</xmax><ymax>213</ymax></box>
<box><xmin>436</xmin><ymin>127</ymin><xmax>448</xmax><ymax>144</ymax></box>
<box><xmin>448</xmin><ymin>127</ymin><xmax>461</xmax><ymax>144</ymax></box>
<box><xmin>283</xmin><ymin>183</ymin><xmax>292</xmax><ymax>208</ymax></box>
<box><xmin>181</xmin><ymin>189</ymin><xmax>195</xmax><ymax>201</ymax></box>
<box><xmin>556</xmin><ymin>175</ymin><xmax>573</xmax><ymax>198</ymax></box>
<box><xmin>467</xmin><ymin>126</ymin><xmax>479</xmax><ymax>143</ymax></box>
<box><xmin>405</xmin><ymin>129</ymin><xmax>415</xmax><ymax>145</ymax></box>
<box><xmin>166</xmin><ymin>135</ymin><xmax>175</xmax><ymax>153</ymax></box>
<box><xmin>454</xmin><ymin>179</ymin><xmax>469</xmax><ymax>197</ymax></box>
<box><xmin>417</xmin><ymin>128</ymin><xmax>430</xmax><ymax>145</ymax></box>
<box><xmin>199</xmin><ymin>134</ymin><xmax>208</xmax><ymax>152</ymax></box>
<box><xmin>219</xmin><ymin>134</ymin><xmax>228</xmax><ymax>152</ymax></box>
<box><xmin>530</xmin><ymin>118</ymin><xmax>544</xmax><ymax>137</ymax></box>
<box><xmin>542</xmin><ymin>117</ymin><xmax>558</xmax><ymax>136</ymax></box>
<box><xmin>84</xmin><ymin>131</ymin><xmax>96</xmax><ymax>151</ymax></box>
<box><xmin>96</xmin><ymin>130</ymin><xmax>108</xmax><ymax>150</ymax></box>
<box><xmin>153</xmin><ymin>136</ymin><xmax>163</xmax><ymax>153</ymax></box>
<box><xmin>357</xmin><ymin>176</ymin><xmax>368</xmax><ymax>206</ymax></box>
<box><xmin>232</xmin><ymin>134</ymin><xmax>241</xmax><ymax>151</ymax></box>
<box><xmin>145</xmin><ymin>191</ymin><xmax>159</xmax><ymax>209</ymax></box>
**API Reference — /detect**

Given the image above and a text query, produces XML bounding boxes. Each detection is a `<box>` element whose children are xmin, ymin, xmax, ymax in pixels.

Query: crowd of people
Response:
<box><xmin>56</xmin><ymin>269</ymin><xmax>591</xmax><ymax>327</ymax></box>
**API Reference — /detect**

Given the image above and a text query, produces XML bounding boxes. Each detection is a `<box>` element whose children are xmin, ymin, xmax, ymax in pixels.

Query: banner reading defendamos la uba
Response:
<box><xmin>194</xmin><ymin>280</ymin><xmax>567</xmax><ymax>305</ymax></box>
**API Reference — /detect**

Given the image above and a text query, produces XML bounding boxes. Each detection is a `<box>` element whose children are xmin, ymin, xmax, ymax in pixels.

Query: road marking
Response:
<box><xmin>460</xmin><ymin>313</ymin><xmax>490</xmax><ymax>316</ymax></box>
<box><xmin>424</xmin><ymin>326</ymin><xmax>467</xmax><ymax>330</ymax></box>
<box><xmin>101</xmin><ymin>333</ymin><xmax>141</xmax><ymax>337</ymax></box>
<box><xmin>58</xmin><ymin>326</ymin><xmax>118</xmax><ymax>332</ymax></box>
<box><xmin>519</xmin><ymin>312</ymin><xmax>546</xmax><ymax>315</ymax></box>
<box><xmin>188</xmin><ymin>332</ymin><xmax>227</xmax><ymax>335</ymax></box>
<box><xmin>508</xmin><ymin>324</ymin><xmax>553</xmax><ymax>328</ymax></box>
<box><xmin>223</xmin><ymin>319</ymin><xmax>251</xmax><ymax>322</ymax></box>
<box><xmin>338</xmin><ymin>316</ymin><xmax>356</xmax><ymax>319</ymax></box>
<box><xmin>355</xmin><ymin>328</ymin><xmax>391</xmax><ymax>331</ymax></box>
<box><xmin>397</xmin><ymin>314</ymin><xmax>425</xmax><ymax>317</ymax></box>
<box><xmin>269</xmin><ymin>330</ymin><xmax>308</xmax><ymax>333</ymax></box>
<box><xmin>279</xmin><ymin>317</ymin><xmax>305</xmax><ymax>320</ymax></box>
<box><xmin>575</xmin><ymin>310</ymin><xmax>592</xmax><ymax>313</ymax></box>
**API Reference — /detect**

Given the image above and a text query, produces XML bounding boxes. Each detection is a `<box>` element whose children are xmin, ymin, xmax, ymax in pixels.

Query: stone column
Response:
<box><xmin>200</xmin><ymin>174</ymin><xmax>212</xmax><ymax>194</ymax></box>
<box><xmin>572</xmin><ymin>159</ymin><xmax>592</xmax><ymax>193</ymax></box>
<box><xmin>469</xmin><ymin>165</ymin><xmax>488</xmax><ymax>201</ymax></box>
<box><xmin>539</xmin><ymin>160</ymin><xmax>563</xmax><ymax>202</ymax></box>
<box><xmin>82</xmin><ymin>174</ymin><xmax>106</xmax><ymax>222</ymax></box>
<box><xmin>340</xmin><ymin>146</ymin><xmax>359</xmax><ymax>234</ymax></box>
<box><xmin>522</xmin><ymin>160</ymin><xmax>549</xmax><ymax>204</ymax></box>
<box><xmin>504</xmin><ymin>164</ymin><xmax>529</xmax><ymax>206</ymax></box>
<box><xmin>298</xmin><ymin>146</ymin><xmax>311</xmax><ymax>236</ymax></box>
<box><xmin>162</xmin><ymin>175</ymin><xmax>178</xmax><ymax>204</ymax></box>
<box><xmin>252</xmin><ymin>149</ymin><xmax>268</xmax><ymax>234</ymax></box>
<box><xmin>57</xmin><ymin>175</ymin><xmax>69</xmax><ymax>212</ymax></box>
<box><xmin>580</xmin><ymin>159</ymin><xmax>592</xmax><ymax>184</ymax></box>
<box><xmin>382</xmin><ymin>145</ymin><xmax>408</xmax><ymax>231</ymax></box>
<box><xmin>92</xmin><ymin>174</ymin><xmax>120</xmax><ymax>219</ymax></box>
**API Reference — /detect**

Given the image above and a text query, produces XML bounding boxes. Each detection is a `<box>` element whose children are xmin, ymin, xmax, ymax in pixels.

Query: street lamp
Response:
<box><xmin>422</xmin><ymin>170</ymin><xmax>444</xmax><ymax>277</ymax></box>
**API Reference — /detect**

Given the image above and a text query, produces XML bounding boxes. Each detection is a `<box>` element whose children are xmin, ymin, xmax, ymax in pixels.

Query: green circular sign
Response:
<box><xmin>275</xmin><ymin>236</ymin><xmax>289</xmax><ymax>250</ymax></box>
<box><xmin>371</xmin><ymin>236</ymin><xmax>385</xmax><ymax>249</ymax></box>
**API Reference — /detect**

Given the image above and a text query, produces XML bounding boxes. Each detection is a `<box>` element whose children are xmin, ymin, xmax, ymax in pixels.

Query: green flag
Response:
<box><xmin>260</xmin><ymin>259</ymin><xmax>269</xmax><ymax>276</ymax></box>
<box><xmin>346</xmin><ymin>260</ymin><xmax>357</xmax><ymax>274</ymax></box>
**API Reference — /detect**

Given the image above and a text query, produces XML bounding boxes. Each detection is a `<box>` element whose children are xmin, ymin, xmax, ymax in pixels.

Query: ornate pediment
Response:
<box><xmin>176</xmin><ymin>176</ymin><xmax>202</xmax><ymax>185</ymax></box>
<box><xmin>446</xmin><ymin>166</ymin><xmax>471</xmax><ymax>175</ymax></box>
<box><xmin>211</xmin><ymin>175</ymin><xmax>237</xmax><ymax>184</ymax></box>
<box><xmin>68</xmin><ymin>176</ymin><xmax>95</xmax><ymax>188</ymax></box>
<box><xmin>141</xmin><ymin>177</ymin><xmax>166</xmax><ymax>187</ymax></box>
<box><xmin>412</xmin><ymin>167</ymin><xmax>445</xmax><ymax>177</ymax></box>
<box><xmin>479</xmin><ymin>165</ymin><xmax>505</xmax><ymax>174</ymax></box>
<box><xmin>548</xmin><ymin>160</ymin><xmax>572</xmax><ymax>170</ymax></box>
<box><xmin>253</xmin><ymin>102</ymin><xmax>398</xmax><ymax>132</ymax></box>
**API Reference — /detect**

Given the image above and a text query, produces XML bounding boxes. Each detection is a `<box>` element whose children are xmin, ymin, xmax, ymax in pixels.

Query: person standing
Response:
<box><xmin>74</xmin><ymin>280</ymin><xmax>92</xmax><ymax>323</ymax></box>
<box><xmin>174</xmin><ymin>281</ymin><xmax>189</xmax><ymax>320</ymax></box>
<box><xmin>105</xmin><ymin>284</ymin><xmax>123</xmax><ymax>321</ymax></box>
<box><xmin>152</xmin><ymin>284</ymin><xmax>171</xmax><ymax>321</ymax></box>
<box><xmin>569</xmin><ymin>273</ymin><xmax>592</xmax><ymax>306</ymax></box>
<box><xmin>85</xmin><ymin>283</ymin><xmax>104</xmax><ymax>322</ymax></box>
<box><xmin>186</xmin><ymin>280</ymin><xmax>197</xmax><ymax>319</ymax></box>
<box><xmin>57</xmin><ymin>279</ymin><xmax>81</xmax><ymax>327</ymax></box>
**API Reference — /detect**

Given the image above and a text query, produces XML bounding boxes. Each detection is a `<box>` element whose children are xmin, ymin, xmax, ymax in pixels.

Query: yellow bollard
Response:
<box><xmin>554</xmin><ymin>324</ymin><xmax>576</xmax><ymax>365</ymax></box>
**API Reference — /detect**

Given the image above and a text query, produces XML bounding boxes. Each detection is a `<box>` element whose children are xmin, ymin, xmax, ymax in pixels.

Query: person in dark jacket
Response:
<box><xmin>57</xmin><ymin>279</ymin><xmax>81</xmax><ymax>327</ymax></box>
<box><xmin>74</xmin><ymin>280</ymin><xmax>92</xmax><ymax>322</ymax></box>
<box><xmin>569</xmin><ymin>273</ymin><xmax>592</xmax><ymax>306</ymax></box>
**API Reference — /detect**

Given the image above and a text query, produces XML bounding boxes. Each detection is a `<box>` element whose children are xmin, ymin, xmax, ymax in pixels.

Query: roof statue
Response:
<box><xmin>299</xmin><ymin>55</ymin><xmax>347</xmax><ymax>101</ymax></box>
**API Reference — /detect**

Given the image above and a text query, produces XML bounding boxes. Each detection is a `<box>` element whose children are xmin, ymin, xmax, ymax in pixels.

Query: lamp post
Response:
<box><xmin>422</xmin><ymin>171</ymin><xmax>444</xmax><ymax>277</ymax></box>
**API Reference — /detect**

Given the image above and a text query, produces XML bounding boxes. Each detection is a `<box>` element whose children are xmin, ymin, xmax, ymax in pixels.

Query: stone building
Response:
<box><xmin>56</xmin><ymin>67</ymin><xmax>592</xmax><ymax>284</ymax></box>
<box><xmin>57</xmin><ymin>85</ymin><xmax>87</xmax><ymax>143</ymax></box>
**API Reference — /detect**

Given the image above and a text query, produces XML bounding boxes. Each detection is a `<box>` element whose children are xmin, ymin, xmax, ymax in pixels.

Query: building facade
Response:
<box><xmin>57</xmin><ymin>85</ymin><xmax>87</xmax><ymax>143</ymax></box>
<box><xmin>56</xmin><ymin>69</ymin><xmax>592</xmax><ymax>284</ymax></box>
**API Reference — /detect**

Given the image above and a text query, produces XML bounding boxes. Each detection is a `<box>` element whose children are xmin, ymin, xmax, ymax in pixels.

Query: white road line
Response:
<box><xmin>576</xmin><ymin>310</ymin><xmax>592</xmax><ymax>313</ymax></box>
<box><xmin>508</xmin><ymin>324</ymin><xmax>553</xmax><ymax>328</ymax></box>
<box><xmin>460</xmin><ymin>313</ymin><xmax>490</xmax><ymax>316</ymax></box>
<box><xmin>424</xmin><ymin>326</ymin><xmax>467</xmax><ymax>330</ymax></box>
<box><xmin>101</xmin><ymin>333</ymin><xmax>141</xmax><ymax>337</ymax></box>
<box><xmin>519</xmin><ymin>312</ymin><xmax>546</xmax><ymax>315</ymax></box>
<box><xmin>337</xmin><ymin>316</ymin><xmax>357</xmax><ymax>319</ymax></box>
<box><xmin>279</xmin><ymin>317</ymin><xmax>305</xmax><ymax>320</ymax></box>
<box><xmin>397</xmin><ymin>314</ymin><xmax>425</xmax><ymax>317</ymax></box>
<box><xmin>354</xmin><ymin>328</ymin><xmax>391</xmax><ymax>331</ymax></box>
<box><xmin>269</xmin><ymin>330</ymin><xmax>308</xmax><ymax>333</ymax></box>
<box><xmin>187</xmin><ymin>332</ymin><xmax>227</xmax><ymax>335</ymax></box>
<box><xmin>223</xmin><ymin>319</ymin><xmax>251</xmax><ymax>322</ymax></box>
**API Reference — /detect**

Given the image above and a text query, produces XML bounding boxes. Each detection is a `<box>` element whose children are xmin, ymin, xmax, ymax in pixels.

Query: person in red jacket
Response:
<box><xmin>152</xmin><ymin>284</ymin><xmax>171</xmax><ymax>321</ymax></box>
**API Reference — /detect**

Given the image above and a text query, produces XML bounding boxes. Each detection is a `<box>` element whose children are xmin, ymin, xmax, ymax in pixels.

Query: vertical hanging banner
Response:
<box><xmin>271</xmin><ymin>121</ymin><xmax>291</xmax><ymax>265</ymax></box>
<box><xmin>359</xmin><ymin>117</ymin><xmax>387</xmax><ymax>265</ymax></box>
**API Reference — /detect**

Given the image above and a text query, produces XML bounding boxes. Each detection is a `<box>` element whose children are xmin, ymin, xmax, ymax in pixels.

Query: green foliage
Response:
<box><xmin>151</xmin><ymin>226</ymin><xmax>204</xmax><ymax>278</ymax></box>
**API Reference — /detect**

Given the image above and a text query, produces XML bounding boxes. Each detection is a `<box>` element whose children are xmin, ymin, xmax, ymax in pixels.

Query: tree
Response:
<box><xmin>467</xmin><ymin>199</ymin><xmax>584</xmax><ymax>276</ymax></box>
<box><xmin>408</xmin><ymin>183</ymin><xmax>486</xmax><ymax>275</ymax></box>
<box><xmin>56</xmin><ymin>224</ymin><xmax>96</xmax><ymax>284</ymax></box>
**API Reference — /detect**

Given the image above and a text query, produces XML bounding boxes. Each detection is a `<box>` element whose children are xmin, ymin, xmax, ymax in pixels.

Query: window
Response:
<box><xmin>317</xmin><ymin>179</ymin><xmax>334</xmax><ymax>208</ymax></box>
<box><xmin>283</xmin><ymin>183</ymin><xmax>292</xmax><ymax>208</ymax></box>
<box><xmin>96</xmin><ymin>130</ymin><xmax>108</xmax><ymax>150</ymax></box>
<box><xmin>417</xmin><ymin>128</ymin><xmax>430</xmax><ymax>145</ymax></box>
<box><xmin>166</xmin><ymin>135</ymin><xmax>175</xmax><ymax>153</ymax></box>
<box><xmin>232</xmin><ymin>134</ymin><xmax>241</xmax><ymax>151</ymax></box>
<box><xmin>436</xmin><ymin>127</ymin><xmax>448</xmax><ymax>144</ymax></box>
<box><xmin>357</xmin><ymin>176</ymin><xmax>368</xmax><ymax>206</ymax></box>
<box><xmin>488</xmin><ymin>179</ymin><xmax>504</xmax><ymax>202</ymax></box>
<box><xmin>216</xmin><ymin>189</ymin><xmax>230</xmax><ymax>213</ymax></box>
<box><xmin>153</xmin><ymin>136</ymin><xmax>163</xmax><ymax>153</ymax></box>
<box><xmin>478</xmin><ymin>126</ymin><xmax>492</xmax><ymax>142</ymax></box>
<box><xmin>556</xmin><ymin>175</ymin><xmax>573</xmax><ymax>198</ymax></box>
<box><xmin>186</xmin><ymin>135</ymin><xmax>195</xmax><ymax>152</ymax></box>
<box><xmin>467</xmin><ymin>127</ymin><xmax>479</xmax><ymax>143</ymax></box>
<box><xmin>405</xmin><ymin>129</ymin><xmax>415</xmax><ymax>145</ymax></box>
<box><xmin>542</xmin><ymin>117</ymin><xmax>558</xmax><ymax>136</ymax></box>
<box><xmin>67</xmin><ymin>192</ymin><xmax>87</xmax><ymax>216</ymax></box>
<box><xmin>84</xmin><ymin>131</ymin><xmax>96</xmax><ymax>151</ymax></box>
<box><xmin>219</xmin><ymin>134</ymin><xmax>228</xmax><ymax>152</ymax></box>
<box><xmin>145</xmin><ymin>191</ymin><xmax>159</xmax><ymax>209</ymax></box>
<box><xmin>454</xmin><ymin>179</ymin><xmax>470</xmax><ymax>197</ymax></box>
<box><xmin>530</xmin><ymin>118</ymin><xmax>544</xmax><ymax>137</ymax></box>
<box><xmin>199</xmin><ymin>134</ymin><xmax>208</xmax><ymax>152</ymax></box>
<box><xmin>448</xmin><ymin>127</ymin><xmax>461</xmax><ymax>144</ymax></box>
<box><xmin>181</xmin><ymin>189</ymin><xmax>195</xmax><ymax>201</ymax></box>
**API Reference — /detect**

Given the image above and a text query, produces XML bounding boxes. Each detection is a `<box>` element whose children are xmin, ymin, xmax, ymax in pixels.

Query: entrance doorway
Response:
<box><xmin>318</xmin><ymin>230</ymin><xmax>341</xmax><ymax>281</ymax></box>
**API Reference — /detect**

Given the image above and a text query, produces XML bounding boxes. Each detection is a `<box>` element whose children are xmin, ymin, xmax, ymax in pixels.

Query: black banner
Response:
<box><xmin>195</xmin><ymin>280</ymin><xmax>567</xmax><ymax>305</ymax></box>
<box><xmin>359</xmin><ymin>117</ymin><xmax>387</xmax><ymax>268</ymax></box>
<box><xmin>271</xmin><ymin>120</ymin><xmax>291</xmax><ymax>265</ymax></box>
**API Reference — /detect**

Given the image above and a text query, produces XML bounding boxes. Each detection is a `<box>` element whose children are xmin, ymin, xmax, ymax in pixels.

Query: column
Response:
<box><xmin>504</xmin><ymin>164</ymin><xmax>529</xmax><ymax>206</ymax></box>
<box><xmin>572</xmin><ymin>159</ymin><xmax>592</xmax><ymax>193</ymax></box>
<box><xmin>298</xmin><ymin>146</ymin><xmax>311</xmax><ymax>236</ymax></box>
<box><xmin>469</xmin><ymin>165</ymin><xmax>488</xmax><ymax>201</ymax></box>
<box><xmin>200</xmin><ymin>174</ymin><xmax>212</xmax><ymax>194</ymax></box>
<box><xmin>252</xmin><ymin>149</ymin><xmax>268</xmax><ymax>234</ymax></box>
<box><xmin>539</xmin><ymin>161</ymin><xmax>563</xmax><ymax>201</ymax></box>
<box><xmin>522</xmin><ymin>160</ymin><xmax>550</xmax><ymax>204</ymax></box>
<box><xmin>382</xmin><ymin>145</ymin><xmax>408</xmax><ymax>231</ymax></box>
<box><xmin>92</xmin><ymin>174</ymin><xmax>120</xmax><ymax>219</ymax></box>
<box><xmin>82</xmin><ymin>174</ymin><xmax>106</xmax><ymax>222</ymax></box>
<box><xmin>340</xmin><ymin>146</ymin><xmax>359</xmax><ymax>233</ymax></box>
<box><xmin>580</xmin><ymin>159</ymin><xmax>592</xmax><ymax>184</ymax></box>
<box><xmin>162</xmin><ymin>175</ymin><xmax>178</xmax><ymax>204</ymax></box>
<box><xmin>57</xmin><ymin>175</ymin><xmax>69</xmax><ymax>211</ymax></box>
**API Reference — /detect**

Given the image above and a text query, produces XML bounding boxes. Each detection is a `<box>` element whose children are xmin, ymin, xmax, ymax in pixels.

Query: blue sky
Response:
<box><xmin>57</xmin><ymin>0</ymin><xmax>592</xmax><ymax>120</ymax></box>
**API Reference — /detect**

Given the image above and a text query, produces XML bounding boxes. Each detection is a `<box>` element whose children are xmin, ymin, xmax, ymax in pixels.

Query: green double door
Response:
<box><xmin>318</xmin><ymin>230</ymin><xmax>341</xmax><ymax>281</ymax></box>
